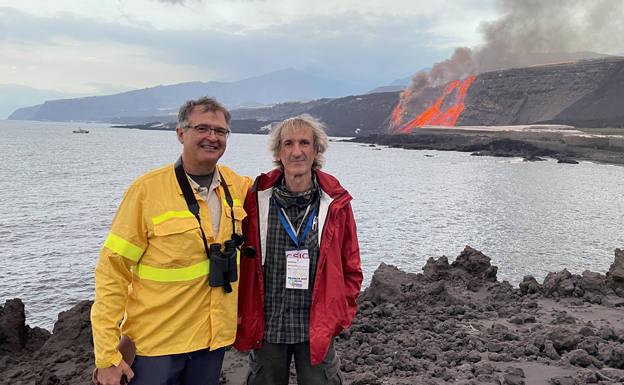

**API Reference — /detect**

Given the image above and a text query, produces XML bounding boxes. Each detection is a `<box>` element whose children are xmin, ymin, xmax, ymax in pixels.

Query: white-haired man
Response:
<box><xmin>235</xmin><ymin>114</ymin><xmax>362</xmax><ymax>385</ymax></box>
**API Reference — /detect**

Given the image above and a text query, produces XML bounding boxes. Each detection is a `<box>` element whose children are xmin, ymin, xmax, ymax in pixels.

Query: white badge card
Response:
<box><xmin>285</xmin><ymin>249</ymin><xmax>310</xmax><ymax>290</ymax></box>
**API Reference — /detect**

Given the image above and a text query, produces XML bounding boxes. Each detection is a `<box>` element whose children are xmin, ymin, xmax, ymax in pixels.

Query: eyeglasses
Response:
<box><xmin>188</xmin><ymin>124</ymin><xmax>230</xmax><ymax>137</ymax></box>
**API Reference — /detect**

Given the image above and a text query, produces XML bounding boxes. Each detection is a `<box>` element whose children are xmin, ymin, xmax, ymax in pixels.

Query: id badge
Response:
<box><xmin>285</xmin><ymin>249</ymin><xmax>310</xmax><ymax>290</ymax></box>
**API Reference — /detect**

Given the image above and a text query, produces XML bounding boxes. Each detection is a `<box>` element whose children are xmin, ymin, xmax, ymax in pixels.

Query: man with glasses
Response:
<box><xmin>91</xmin><ymin>97</ymin><xmax>251</xmax><ymax>385</ymax></box>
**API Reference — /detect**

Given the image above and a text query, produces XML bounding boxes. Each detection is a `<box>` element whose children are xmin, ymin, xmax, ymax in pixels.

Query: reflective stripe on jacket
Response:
<box><xmin>234</xmin><ymin>169</ymin><xmax>362</xmax><ymax>365</ymax></box>
<box><xmin>91</xmin><ymin>164</ymin><xmax>251</xmax><ymax>368</ymax></box>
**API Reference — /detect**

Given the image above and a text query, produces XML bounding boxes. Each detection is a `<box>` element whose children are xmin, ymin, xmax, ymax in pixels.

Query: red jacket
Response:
<box><xmin>234</xmin><ymin>169</ymin><xmax>362</xmax><ymax>365</ymax></box>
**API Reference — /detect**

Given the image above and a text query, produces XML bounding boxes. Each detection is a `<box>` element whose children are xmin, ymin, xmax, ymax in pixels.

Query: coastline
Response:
<box><xmin>2</xmin><ymin>246</ymin><xmax>624</xmax><ymax>384</ymax></box>
<box><xmin>349</xmin><ymin>125</ymin><xmax>624</xmax><ymax>166</ymax></box>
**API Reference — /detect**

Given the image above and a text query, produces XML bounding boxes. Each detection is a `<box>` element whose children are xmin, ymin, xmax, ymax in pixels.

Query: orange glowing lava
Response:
<box><xmin>391</xmin><ymin>90</ymin><xmax>412</xmax><ymax>126</ymax></box>
<box><xmin>391</xmin><ymin>75</ymin><xmax>476</xmax><ymax>133</ymax></box>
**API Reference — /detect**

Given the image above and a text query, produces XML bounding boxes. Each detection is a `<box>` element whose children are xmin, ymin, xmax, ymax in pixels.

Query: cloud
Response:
<box><xmin>0</xmin><ymin>1</ymin><xmax>497</xmax><ymax>93</ymax></box>
<box><xmin>477</xmin><ymin>0</ymin><xmax>624</xmax><ymax>71</ymax></box>
<box><xmin>402</xmin><ymin>0</ymin><xmax>624</xmax><ymax>94</ymax></box>
<box><xmin>0</xmin><ymin>37</ymin><xmax>204</xmax><ymax>94</ymax></box>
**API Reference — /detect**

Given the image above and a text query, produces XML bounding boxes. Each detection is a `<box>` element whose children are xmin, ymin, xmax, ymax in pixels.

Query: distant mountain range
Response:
<box><xmin>367</xmin><ymin>75</ymin><xmax>412</xmax><ymax>94</ymax></box>
<box><xmin>0</xmin><ymin>85</ymin><xmax>78</xmax><ymax>119</ymax></box>
<box><xmin>8</xmin><ymin>69</ymin><xmax>368</xmax><ymax>123</ymax></box>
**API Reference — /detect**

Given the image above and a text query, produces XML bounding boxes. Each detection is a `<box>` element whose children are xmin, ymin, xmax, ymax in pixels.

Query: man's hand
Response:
<box><xmin>96</xmin><ymin>360</ymin><xmax>134</xmax><ymax>385</ymax></box>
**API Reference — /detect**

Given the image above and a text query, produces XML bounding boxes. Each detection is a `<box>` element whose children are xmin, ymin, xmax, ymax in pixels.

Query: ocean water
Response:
<box><xmin>1</xmin><ymin>120</ymin><xmax>624</xmax><ymax>330</ymax></box>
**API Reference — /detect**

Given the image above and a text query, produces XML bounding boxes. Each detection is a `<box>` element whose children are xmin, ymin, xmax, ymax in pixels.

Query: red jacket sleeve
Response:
<box><xmin>341</xmin><ymin>202</ymin><xmax>363</xmax><ymax>322</ymax></box>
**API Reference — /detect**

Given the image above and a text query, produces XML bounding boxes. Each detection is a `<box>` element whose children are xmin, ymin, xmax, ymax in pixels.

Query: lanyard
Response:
<box><xmin>276</xmin><ymin>202</ymin><xmax>317</xmax><ymax>249</ymax></box>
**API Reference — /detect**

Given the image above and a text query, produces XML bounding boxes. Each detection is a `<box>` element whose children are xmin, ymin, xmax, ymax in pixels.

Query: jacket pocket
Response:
<box><xmin>225</xmin><ymin>206</ymin><xmax>247</xmax><ymax>220</ymax></box>
<box><xmin>153</xmin><ymin>216</ymin><xmax>198</xmax><ymax>236</ymax></box>
<box><xmin>225</xmin><ymin>206</ymin><xmax>247</xmax><ymax>234</ymax></box>
<box><xmin>149</xmin><ymin>217</ymin><xmax>203</xmax><ymax>266</ymax></box>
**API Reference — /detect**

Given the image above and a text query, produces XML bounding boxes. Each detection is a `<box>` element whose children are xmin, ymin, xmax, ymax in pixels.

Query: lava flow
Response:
<box><xmin>390</xmin><ymin>90</ymin><xmax>412</xmax><ymax>126</ymax></box>
<box><xmin>392</xmin><ymin>75</ymin><xmax>476</xmax><ymax>133</ymax></box>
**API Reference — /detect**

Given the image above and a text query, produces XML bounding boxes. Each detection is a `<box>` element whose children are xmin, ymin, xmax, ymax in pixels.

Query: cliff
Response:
<box><xmin>231</xmin><ymin>91</ymin><xmax>400</xmax><ymax>137</ymax></box>
<box><xmin>457</xmin><ymin>58</ymin><xmax>624</xmax><ymax>128</ymax></box>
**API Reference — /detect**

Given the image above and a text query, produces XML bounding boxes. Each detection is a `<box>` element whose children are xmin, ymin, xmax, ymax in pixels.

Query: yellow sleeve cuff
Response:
<box><xmin>95</xmin><ymin>351</ymin><xmax>123</xmax><ymax>369</ymax></box>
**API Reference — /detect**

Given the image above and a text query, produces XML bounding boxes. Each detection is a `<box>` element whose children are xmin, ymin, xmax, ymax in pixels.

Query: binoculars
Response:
<box><xmin>208</xmin><ymin>240</ymin><xmax>238</xmax><ymax>293</ymax></box>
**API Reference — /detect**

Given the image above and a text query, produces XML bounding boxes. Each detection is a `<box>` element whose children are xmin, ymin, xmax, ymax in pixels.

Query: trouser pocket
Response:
<box><xmin>323</xmin><ymin>353</ymin><xmax>344</xmax><ymax>385</ymax></box>
<box><xmin>245</xmin><ymin>350</ymin><xmax>263</xmax><ymax>385</ymax></box>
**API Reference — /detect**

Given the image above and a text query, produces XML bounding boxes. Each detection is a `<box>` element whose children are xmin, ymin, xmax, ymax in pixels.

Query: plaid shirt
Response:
<box><xmin>263</xmin><ymin>178</ymin><xmax>320</xmax><ymax>344</ymax></box>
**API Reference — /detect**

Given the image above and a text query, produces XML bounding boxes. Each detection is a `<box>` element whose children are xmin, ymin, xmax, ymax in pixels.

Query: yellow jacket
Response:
<box><xmin>91</xmin><ymin>163</ymin><xmax>251</xmax><ymax>368</ymax></box>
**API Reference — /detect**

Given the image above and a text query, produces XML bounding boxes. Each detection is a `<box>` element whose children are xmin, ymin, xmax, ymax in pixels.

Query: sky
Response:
<box><xmin>0</xmin><ymin>0</ymin><xmax>499</xmax><ymax>95</ymax></box>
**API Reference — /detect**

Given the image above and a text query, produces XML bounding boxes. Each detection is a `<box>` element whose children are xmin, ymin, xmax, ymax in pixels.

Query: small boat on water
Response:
<box><xmin>73</xmin><ymin>128</ymin><xmax>89</xmax><ymax>134</ymax></box>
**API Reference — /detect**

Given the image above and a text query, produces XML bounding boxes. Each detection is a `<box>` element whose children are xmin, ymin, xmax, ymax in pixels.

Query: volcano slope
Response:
<box><xmin>455</xmin><ymin>58</ymin><xmax>624</xmax><ymax>128</ymax></box>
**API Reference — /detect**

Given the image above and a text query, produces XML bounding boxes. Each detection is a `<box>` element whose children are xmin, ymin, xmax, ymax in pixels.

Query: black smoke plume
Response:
<box><xmin>407</xmin><ymin>0</ymin><xmax>624</xmax><ymax>93</ymax></box>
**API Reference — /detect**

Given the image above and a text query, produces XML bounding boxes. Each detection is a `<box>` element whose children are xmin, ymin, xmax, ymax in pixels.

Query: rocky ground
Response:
<box><xmin>336</xmin><ymin>247</ymin><xmax>624</xmax><ymax>385</ymax></box>
<box><xmin>2</xmin><ymin>247</ymin><xmax>624</xmax><ymax>385</ymax></box>
<box><xmin>351</xmin><ymin>133</ymin><xmax>624</xmax><ymax>165</ymax></box>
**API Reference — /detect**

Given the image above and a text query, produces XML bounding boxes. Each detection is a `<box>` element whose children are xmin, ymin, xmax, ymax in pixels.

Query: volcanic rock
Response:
<box><xmin>0</xmin><ymin>300</ymin><xmax>93</xmax><ymax>384</ymax></box>
<box><xmin>422</xmin><ymin>246</ymin><xmax>497</xmax><ymax>288</ymax></box>
<box><xmin>467</xmin><ymin>138</ymin><xmax>558</xmax><ymax>160</ymax></box>
<box><xmin>0</xmin><ymin>299</ymin><xmax>27</xmax><ymax>354</ymax></box>
<box><xmin>451</xmin><ymin>246</ymin><xmax>498</xmax><ymax>282</ymax></box>
<box><xmin>336</xmin><ymin>247</ymin><xmax>624</xmax><ymax>384</ymax></box>
<box><xmin>350</xmin><ymin>371</ymin><xmax>382</xmax><ymax>385</ymax></box>
<box><xmin>549</xmin><ymin>377</ymin><xmax>576</xmax><ymax>385</ymax></box>
<box><xmin>543</xmin><ymin>341</ymin><xmax>561</xmax><ymax>360</ymax></box>
<box><xmin>360</xmin><ymin>262</ymin><xmax>417</xmax><ymax>305</ymax></box>
<box><xmin>502</xmin><ymin>366</ymin><xmax>525</xmax><ymax>385</ymax></box>
<box><xmin>4</xmin><ymin>246</ymin><xmax>624</xmax><ymax>384</ymax></box>
<box><xmin>556</xmin><ymin>157</ymin><xmax>580</xmax><ymax>165</ymax></box>
<box><xmin>608</xmin><ymin>248</ymin><xmax>624</xmax><ymax>295</ymax></box>
<box><xmin>598</xmin><ymin>326</ymin><xmax>618</xmax><ymax>342</ymax></box>
<box><xmin>422</xmin><ymin>255</ymin><xmax>453</xmax><ymax>281</ymax></box>
<box><xmin>352</xmin><ymin>130</ymin><xmax>624</xmax><ymax>166</ymax></box>
<box><xmin>542</xmin><ymin>269</ymin><xmax>578</xmax><ymax>297</ymax></box>
<box><xmin>565</xmin><ymin>349</ymin><xmax>594</xmax><ymax>367</ymax></box>
<box><xmin>581</xmin><ymin>271</ymin><xmax>607</xmax><ymax>294</ymax></box>
<box><xmin>598</xmin><ymin>344</ymin><xmax>624</xmax><ymax>369</ymax></box>
<box><xmin>0</xmin><ymin>299</ymin><xmax>51</xmax><ymax>357</ymax></box>
<box><xmin>547</xmin><ymin>327</ymin><xmax>582</xmax><ymax>353</ymax></box>
<box><xmin>609</xmin><ymin>249</ymin><xmax>624</xmax><ymax>279</ymax></box>
<box><xmin>519</xmin><ymin>275</ymin><xmax>541</xmax><ymax>295</ymax></box>
<box><xmin>597</xmin><ymin>368</ymin><xmax>624</xmax><ymax>382</ymax></box>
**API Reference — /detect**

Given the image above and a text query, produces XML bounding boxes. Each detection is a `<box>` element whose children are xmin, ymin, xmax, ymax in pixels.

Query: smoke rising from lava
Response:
<box><xmin>407</xmin><ymin>0</ymin><xmax>624</xmax><ymax>93</ymax></box>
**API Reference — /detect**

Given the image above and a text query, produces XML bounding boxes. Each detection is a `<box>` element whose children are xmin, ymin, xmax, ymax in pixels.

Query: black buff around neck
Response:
<box><xmin>273</xmin><ymin>174</ymin><xmax>319</xmax><ymax>208</ymax></box>
<box><xmin>188</xmin><ymin>172</ymin><xmax>214</xmax><ymax>190</ymax></box>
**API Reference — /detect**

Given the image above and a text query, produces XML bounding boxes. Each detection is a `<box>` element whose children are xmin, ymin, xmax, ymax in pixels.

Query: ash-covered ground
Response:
<box><xmin>335</xmin><ymin>247</ymin><xmax>624</xmax><ymax>385</ymax></box>
<box><xmin>2</xmin><ymin>247</ymin><xmax>624</xmax><ymax>385</ymax></box>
